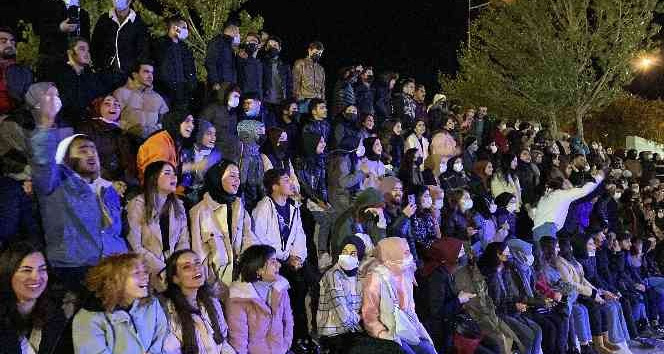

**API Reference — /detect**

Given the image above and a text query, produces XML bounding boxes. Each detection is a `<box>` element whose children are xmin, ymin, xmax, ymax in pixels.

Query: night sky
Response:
<box><xmin>2</xmin><ymin>0</ymin><xmax>661</xmax><ymax>99</ymax></box>
<box><xmin>241</xmin><ymin>0</ymin><xmax>469</xmax><ymax>93</ymax></box>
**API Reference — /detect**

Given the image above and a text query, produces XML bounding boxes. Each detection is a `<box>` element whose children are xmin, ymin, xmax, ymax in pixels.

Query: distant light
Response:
<box><xmin>639</xmin><ymin>57</ymin><xmax>654</xmax><ymax>69</ymax></box>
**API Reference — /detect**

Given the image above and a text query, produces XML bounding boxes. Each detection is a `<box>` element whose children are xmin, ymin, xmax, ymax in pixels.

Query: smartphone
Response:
<box><xmin>67</xmin><ymin>6</ymin><xmax>81</xmax><ymax>25</ymax></box>
<box><xmin>408</xmin><ymin>194</ymin><xmax>416</xmax><ymax>206</ymax></box>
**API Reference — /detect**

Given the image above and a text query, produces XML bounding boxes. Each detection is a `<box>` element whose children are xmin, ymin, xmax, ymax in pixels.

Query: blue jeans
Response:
<box><xmin>605</xmin><ymin>300</ymin><xmax>630</xmax><ymax>343</ymax></box>
<box><xmin>401</xmin><ymin>339</ymin><xmax>438</xmax><ymax>354</ymax></box>
<box><xmin>572</xmin><ymin>304</ymin><xmax>592</xmax><ymax>343</ymax></box>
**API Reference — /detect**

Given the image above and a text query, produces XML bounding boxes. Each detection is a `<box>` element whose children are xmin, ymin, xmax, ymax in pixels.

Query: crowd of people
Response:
<box><xmin>2</xmin><ymin>1</ymin><xmax>664</xmax><ymax>354</ymax></box>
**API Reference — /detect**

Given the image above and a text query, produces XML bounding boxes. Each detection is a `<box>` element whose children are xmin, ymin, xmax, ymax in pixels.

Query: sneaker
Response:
<box><xmin>635</xmin><ymin>338</ymin><xmax>656</xmax><ymax>349</ymax></box>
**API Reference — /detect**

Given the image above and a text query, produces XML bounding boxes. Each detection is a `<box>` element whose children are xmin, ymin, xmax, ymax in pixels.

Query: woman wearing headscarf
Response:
<box><xmin>260</xmin><ymin>126</ymin><xmax>299</xmax><ymax>191</ymax></box>
<box><xmin>494</xmin><ymin>192</ymin><xmax>518</xmax><ymax>241</ymax></box>
<box><xmin>136</xmin><ymin>108</ymin><xmax>197</xmax><ymax>186</ymax></box>
<box><xmin>398</xmin><ymin>148</ymin><xmax>424</xmax><ymax>195</ymax></box>
<box><xmin>181</xmin><ymin>119</ymin><xmax>222</xmax><ymax>207</ymax></box>
<box><xmin>361</xmin><ymin>136</ymin><xmax>388</xmax><ymax>190</ymax></box>
<box><xmin>236</xmin><ymin>119</ymin><xmax>266</xmax><ymax>212</ymax></box>
<box><xmin>189</xmin><ymin>160</ymin><xmax>255</xmax><ymax>288</ymax></box>
<box><xmin>440</xmin><ymin>156</ymin><xmax>469</xmax><ymax>192</ymax></box>
<box><xmin>361</xmin><ymin>237</ymin><xmax>437</xmax><ymax>354</ymax></box>
<box><xmin>76</xmin><ymin>95</ymin><xmax>135</xmax><ymax>185</ymax></box>
<box><xmin>317</xmin><ymin>236</ymin><xmax>366</xmax><ymax>353</ymax></box>
<box><xmin>416</xmin><ymin>238</ymin><xmax>484</xmax><ymax>353</ymax></box>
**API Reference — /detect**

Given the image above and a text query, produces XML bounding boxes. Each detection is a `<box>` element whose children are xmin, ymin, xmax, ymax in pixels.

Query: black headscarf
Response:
<box><xmin>205</xmin><ymin>160</ymin><xmax>239</xmax><ymax>205</ymax></box>
<box><xmin>163</xmin><ymin>106</ymin><xmax>195</xmax><ymax>150</ymax></box>
<box><xmin>364</xmin><ymin>137</ymin><xmax>381</xmax><ymax>161</ymax></box>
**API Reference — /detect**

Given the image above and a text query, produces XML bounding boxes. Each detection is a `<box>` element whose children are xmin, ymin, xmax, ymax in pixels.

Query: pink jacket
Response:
<box><xmin>226</xmin><ymin>276</ymin><xmax>294</xmax><ymax>354</ymax></box>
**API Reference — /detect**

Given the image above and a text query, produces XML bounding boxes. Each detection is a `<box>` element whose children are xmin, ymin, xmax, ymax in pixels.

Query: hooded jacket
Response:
<box><xmin>330</xmin><ymin>188</ymin><xmax>386</xmax><ymax>256</ymax></box>
<box><xmin>226</xmin><ymin>276</ymin><xmax>293</xmax><ymax>354</ymax></box>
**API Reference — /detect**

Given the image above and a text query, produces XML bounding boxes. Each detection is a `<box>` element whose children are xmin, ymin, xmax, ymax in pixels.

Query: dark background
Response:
<box><xmin>2</xmin><ymin>0</ymin><xmax>662</xmax><ymax>100</ymax></box>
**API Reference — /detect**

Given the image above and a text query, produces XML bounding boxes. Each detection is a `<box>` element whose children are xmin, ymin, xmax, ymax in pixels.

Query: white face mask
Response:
<box><xmin>399</xmin><ymin>255</ymin><xmax>416</xmax><ymax>272</ymax></box>
<box><xmin>453</xmin><ymin>163</ymin><xmax>464</xmax><ymax>173</ymax></box>
<box><xmin>614</xmin><ymin>192</ymin><xmax>622</xmax><ymax>200</ymax></box>
<box><xmin>440</xmin><ymin>162</ymin><xmax>447</xmax><ymax>174</ymax></box>
<box><xmin>489</xmin><ymin>203</ymin><xmax>497</xmax><ymax>214</ymax></box>
<box><xmin>177</xmin><ymin>28</ymin><xmax>189</xmax><ymax>40</ymax></box>
<box><xmin>421</xmin><ymin>196</ymin><xmax>433</xmax><ymax>209</ymax></box>
<box><xmin>228</xmin><ymin>96</ymin><xmax>239</xmax><ymax>108</ymax></box>
<box><xmin>584</xmin><ymin>164</ymin><xmax>591</xmax><ymax>172</ymax></box>
<box><xmin>525</xmin><ymin>254</ymin><xmax>535</xmax><ymax>267</ymax></box>
<box><xmin>64</xmin><ymin>0</ymin><xmax>80</xmax><ymax>6</ymax></box>
<box><xmin>434</xmin><ymin>199</ymin><xmax>444</xmax><ymax>210</ymax></box>
<box><xmin>507</xmin><ymin>202</ymin><xmax>517</xmax><ymax>213</ymax></box>
<box><xmin>356</xmin><ymin>144</ymin><xmax>365</xmax><ymax>157</ymax></box>
<box><xmin>338</xmin><ymin>254</ymin><xmax>359</xmax><ymax>271</ymax></box>
<box><xmin>461</xmin><ymin>199</ymin><xmax>473</xmax><ymax>211</ymax></box>
<box><xmin>232</xmin><ymin>34</ymin><xmax>241</xmax><ymax>46</ymax></box>
<box><xmin>113</xmin><ymin>0</ymin><xmax>129</xmax><ymax>11</ymax></box>
<box><xmin>588</xmin><ymin>250</ymin><xmax>596</xmax><ymax>257</ymax></box>
<box><xmin>490</xmin><ymin>145</ymin><xmax>498</xmax><ymax>154</ymax></box>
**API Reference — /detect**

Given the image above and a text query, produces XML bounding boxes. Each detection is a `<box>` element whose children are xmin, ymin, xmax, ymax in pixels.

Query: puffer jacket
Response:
<box><xmin>226</xmin><ymin>277</ymin><xmax>294</xmax><ymax>354</ymax></box>
<box><xmin>293</xmin><ymin>57</ymin><xmax>325</xmax><ymax>100</ymax></box>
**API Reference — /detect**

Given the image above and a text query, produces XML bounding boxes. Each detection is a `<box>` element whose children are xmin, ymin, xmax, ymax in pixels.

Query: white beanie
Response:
<box><xmin>433</xmin><ymin>93</ymin><xmax>447</xmax><ymax>105</ymax></box>
<box><xmin>55</xmin><ymin>134</ymin><xmax>87</xmax><ymax>165</ymax></box>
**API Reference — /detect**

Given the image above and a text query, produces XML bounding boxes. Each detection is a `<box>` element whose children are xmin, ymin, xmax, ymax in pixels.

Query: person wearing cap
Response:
<box><xmin>317</xmin><ymin>235</ymin><xmax>365</xmax><ymax>353</ymax></box>
<box><xmin>29</xmin><ymin>90</ymin><xmax>127</xmax><ymax>292</ymax></box>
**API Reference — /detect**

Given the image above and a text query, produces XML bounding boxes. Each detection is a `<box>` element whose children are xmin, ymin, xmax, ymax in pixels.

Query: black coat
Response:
<box><xmin>354</xmin><ymin>82</ymin><xmax>375</xmax><ymax>116</ymax></box>
<box><xmin>0</xmin><ymin>300</ymin><xmax>71</xmax><ymax>354</ymax></box>
<box><xmin>261</xmin><ymin>57</ymin><xmax>293</xmax><ymax>103</ymax></box>
<box><xmin>91</xmin><ymin>10</ymin><xmax>149</xmax><ymax>74</ymax></box>
<box><xmin>237</xmin><ymin>56</ymin><xmax>263</xmax><ymax>97</ymax></box>
<box><xmin>53</xmin><ymin>64</ymin><xmax>104</xmax><ymax>127</ymax></box>
<box><xmin>5</xmin><ymin>64</ymin><xmax>33</xmax><ymax>106</ymax></box>
<box><xmin>34</xmin><ymin>0</ymin><xmax>90</xmax><ymax>79</ymax></box>
<box><xmin>205</xmin><ymin>34</ymin><xmax>237</xmax><ymax>85</ymax></box>
<box><xmin>0</xmin><ymin>177</ymin><xmax>41</xmax><ymax>247</ymax></box>
<box><xmin>151</xmin><ymin>37</ymin><xmax>196</xmax><ymax>104</ymax></box>
<box><xmin>417</xmin><ymin>266</ymin><xmax>462</xmax><ymax>353</ymax></box>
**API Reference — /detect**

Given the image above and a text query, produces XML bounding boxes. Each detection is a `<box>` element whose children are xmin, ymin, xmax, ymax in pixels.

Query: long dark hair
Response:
<box><xmin>164</xmin><ymin>250</ymin><xmax>224</xmax><ymax>354</ymax></box>
<box><xmin>142</xmin><ymin>161</ymin><xmax>184</xmax><ymax>224</ymax></box>
<box><xmin>498</xmin><ymin>153</ymin><xmax>518</xmax><ymax>181</ymax></box>
<box><xmin>0</xmin><ymin>242</ymin><xmax>52</xmax><ymax>334</ymax></box>
<box><xmin>477</xmin><ymin>241</ymin><xmax>507</xmax><ymax>274</ymax></box>
<box><xmin>539</xmin><ymin>236</ymin><xmax>558</xmax><ymax>268</ymax></box>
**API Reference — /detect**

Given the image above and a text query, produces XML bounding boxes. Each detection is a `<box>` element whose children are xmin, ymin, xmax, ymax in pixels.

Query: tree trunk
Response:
<box><xmin>576</xmin><ymin>110</ymin><xmax>585</xmax><ymax>142</ymax></box>
<box><xmin>549</xmin><ymin>113</ymin><xmax>559</xmax><ymax>138</ymax></box>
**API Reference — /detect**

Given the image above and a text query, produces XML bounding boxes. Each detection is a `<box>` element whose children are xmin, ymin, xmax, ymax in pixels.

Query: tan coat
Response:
<box><xmin>556</xmin><ymin>256</ymin><xmax>596</xmax><ymax>297</ymax></box>
<box><xmin>114</xmin><ymin>79</ymin><xmax>169</xmax><ymax>138</ymax></box>
<box><xmin>126</xmin><ymin>195</ymin><xmax>190</xmax><ymax>292</ymax></box>
<box><xmin>190</xmin><ymin>192</ymin><xmax>255</xmax><ymax>287</ymax></box>
<box><xmin>293</xmin><ymin>57</ymin><xmax>325</xmax><ymax>101</ymax></box>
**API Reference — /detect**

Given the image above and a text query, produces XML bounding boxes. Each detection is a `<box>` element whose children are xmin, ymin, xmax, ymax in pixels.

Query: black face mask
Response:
<box><xmin>267</xmin><ymin>47</ymin><xmax>280</xmax><ymax>59</ymax></box>
<box><xmin>311</xmin><ymin>53</ymin><xmax>322</xmax><ymax>62</ymax></box>
<box><xmin>245</xmin><ymin>43</ymin><xmax>258</xmax><ymax>54</ymax></box>
<box><xmin>344</xmin><ymin>113</ymin><xmax>358</xmax><ymax>123</ymax></box>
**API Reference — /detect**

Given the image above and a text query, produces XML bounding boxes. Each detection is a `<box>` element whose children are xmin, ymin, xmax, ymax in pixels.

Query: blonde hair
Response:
<box><xmin>85</xmin><ymin>253</ymin><xmax>148</xmax><ymax>312</ymax></box>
